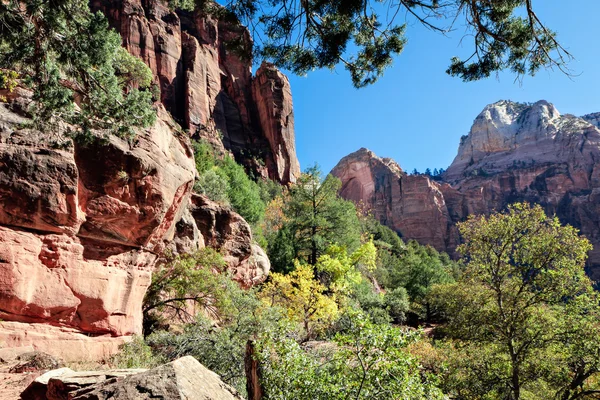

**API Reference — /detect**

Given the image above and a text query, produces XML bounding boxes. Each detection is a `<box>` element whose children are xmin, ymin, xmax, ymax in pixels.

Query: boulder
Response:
<box><xmin>23</xmin><ymin>357</ymin><xmax>244</xmax><ymax>400</ymax></box>
<box><xmin>189</xmin><ymin>194</ymin><xmax>270</xmax><ymax>287</ymax></box>
<box><xmin>20</xmin><ymin>367</ymin><xmax>74</xmax><ymax>400</ymax></box>
<box><xmin>9</xmin><ymin>352</ymin><xmax>62</xmax><ymax>373</ymax></box>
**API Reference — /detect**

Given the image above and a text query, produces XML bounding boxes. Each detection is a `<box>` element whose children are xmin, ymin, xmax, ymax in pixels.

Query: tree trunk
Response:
<box><xmin>245</xmin><ymin>340</ymin><xmax>264</xmax><ymax>400</ymax></box>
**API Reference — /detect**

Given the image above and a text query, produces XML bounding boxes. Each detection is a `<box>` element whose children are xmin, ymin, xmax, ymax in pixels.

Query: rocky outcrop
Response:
<box><xmin>251</xmin><ymin>62</ymin><xmax>300</xmax><ymax>184</ymax></box>
<box><xmin>331</xmin><ymin>148</ymin><xmax>459</xmax><ymax>253</ymax></box>
<box><xmin>332</xmin><ymin>101</ymin><xmax>600</xmax><ymax>278</ymax></box>
<box><xmin>22</xmin><ymin>356</ymin><xmax>244</xmax><ymax>400</ymax></box>
<box><xmin>0</xmin><ymin>89</ymin><xmax>271</xmax><ymax>360</ymax></box>
<box><xmin>190</xmin><ymin>194</ymin><xmax>271</xmax><ymax>288</ymax></box>
<box><xmin>0</xmin><ymin>100</ymin><xmax>196</xmax><ymax>358</ymax></box>
<box><xmin>91</xmin><ymin>0</ymin><xmax>300</xmax><ymax>184</ymax></box>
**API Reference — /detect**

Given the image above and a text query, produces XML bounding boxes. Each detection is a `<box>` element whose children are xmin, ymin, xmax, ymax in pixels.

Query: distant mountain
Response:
<box><xmin>332</xmin><ymin>100</ymin><xmax>600</xmax><ymax>279</ymax></box>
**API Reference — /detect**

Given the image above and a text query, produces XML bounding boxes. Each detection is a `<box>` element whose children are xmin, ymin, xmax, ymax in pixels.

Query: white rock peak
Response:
<box><xmin>445</xmin><ymin>100</ymin><xmax>600</xmax><ymax>181</ymax></box>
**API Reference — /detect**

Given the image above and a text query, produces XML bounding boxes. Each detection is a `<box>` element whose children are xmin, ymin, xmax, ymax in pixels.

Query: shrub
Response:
<box><xmin>195</xmin><ymin>168</ymin><xmax>230</xmax><ymax>204</ymax></box>
<box><xmin>219</xmin><ymin>156</ymin><xmax>265</xmax><ymax>225</ymax></box>
<box><xmin>112</xmin><ymin>336</ymin><xmax>162</xmax><ymax>369</ymax></box>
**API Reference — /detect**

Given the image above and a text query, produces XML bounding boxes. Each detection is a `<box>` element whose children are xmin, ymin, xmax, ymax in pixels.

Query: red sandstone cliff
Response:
<box><xmin>332</xmin><ymin>100</ymin><xmax>600</xmax><ymax>278</ymax></box>
<box><xmin>91</xmin><ymin>0</ymin><xmax>300</xmax><ymax>184</ymax></box>
<box><xmin>0</xmin><ymin>0</ymin><xmax>296</xmax><ymax>362</ymax></box>
<box><xmin>0</xmin><ymin>100</ymin><xmax>269</xmax><ymax>361</ymax></box>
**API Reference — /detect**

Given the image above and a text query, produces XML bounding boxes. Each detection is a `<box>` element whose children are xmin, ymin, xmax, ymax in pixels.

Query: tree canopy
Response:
<box><xmin>176</xmin><ymin>0</ymin><xmax>572</xmax><ymax>87</ymax></box>
<box><xmin>430</xmin><ymin>203</ymin><xmax>600</xmax><ymax>400</ymax></box>
<box><xmin>0</xmin><ymin>0</ymin><xmax>156</xmax><ymax>137</ymax></box>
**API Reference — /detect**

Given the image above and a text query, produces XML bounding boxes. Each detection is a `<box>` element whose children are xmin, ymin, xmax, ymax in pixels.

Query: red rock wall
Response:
<box><xmin>0</xmin><ymin>102</ymin><xmax>196</xmax><ymax>359</ymax></box>
<box><xmin>332</xmin><ymin>102</ymin><xmax>600</xmax><ymax>278</ymax></box>
<box><xmin>91</xmin><ymin>0</ymin><xmax>300</xmax><ymax>184</ymax></box>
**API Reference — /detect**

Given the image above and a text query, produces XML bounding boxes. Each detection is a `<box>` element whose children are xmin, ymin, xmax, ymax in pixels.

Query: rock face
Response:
<box><xmin>190</xmin><ymin>194</ymin><xmax>271</xmax><ymax>288</ymax></box>
<box><xmin>0</xmin><ymin>96</ymin><xmax>269</xmax><ymax>360</ymax></box>
<box><xmin>332</xmin><ymin>148</ymin><xmax>459</xmax><ymax>253</ymax></box>
<box><xmin>91</xmin><ymin>0</ymin><xmax>300</xmax><ymax>184</ymax></box>
<box><xmin>0</xmin><ymin>100</ymin><xmax>195</xmax><ymax>359</ymax></box>
<box><xmin>332</xmin><ymin>101</ymin><xmax>600</xmax><ymax>278</ymax></box>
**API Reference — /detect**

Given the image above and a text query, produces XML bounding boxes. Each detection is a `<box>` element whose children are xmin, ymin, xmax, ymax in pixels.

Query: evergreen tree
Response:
<box><xmin>0</xmin><ymin>0</ymin><xmax>155</xmax><ymax>137</ymax></box>
<box><xmin>175</xmin><ymin>0</ymin><xmax>571</xmax><ymax>87</ymax></box>
<box><xmin>266</xmin><ymin>166</ymin><xmax>361</xmax><ymax>272</ymax></box>
<box><xmin>286</xmin><ymin>166</ymin><xmax>361</xmax><ymax>266</ymax></box>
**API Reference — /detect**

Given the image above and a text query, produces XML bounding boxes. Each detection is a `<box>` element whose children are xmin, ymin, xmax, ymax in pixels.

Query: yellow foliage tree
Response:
<box><xmin>315</xmin><ymin>240</ymin><xmax>377</xmax><ymax>294</ymax></box>
<box><xmin>259</xmin><ymin>262</ymin><xmax>339</xmax><ymax>340</ymax></box>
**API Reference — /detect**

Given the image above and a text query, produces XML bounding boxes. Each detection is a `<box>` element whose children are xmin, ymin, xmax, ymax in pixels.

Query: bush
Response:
<box><xmin>256</xmin><ymin>312</ymin><xmax>445</xmax><ymax>399</ymax></box>
<box><xmin>142</xmin><ymin>249</ymin><xmax>227</xmax><ymax>335</ymax></box>
<box><xmin>195</xmin><ymin>168</ymin><xmax>230</xmax><ymax>204</ymax></box>
<box><xmin>191</xmin><ymin>140</ymin><xmax>215</xmax><ymax>174</ymax></box>
<box><xmin>112</xmin><ymin>336</ymin><xmax>162</xmax><ymax>369</ymax></box>
<box><xmin>218</xmin><ymin>156</ymin><xmax>265</xmax><ymax>225</ymax></box>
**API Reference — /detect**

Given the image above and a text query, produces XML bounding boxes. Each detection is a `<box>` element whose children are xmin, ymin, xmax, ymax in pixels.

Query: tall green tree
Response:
<box><xmin>0</xmin><ymin>0</ymin><xmax>155</xmax><ymax>137</ymax></box>
<box><xmin>269</xmin><ymin>165</ymin><xmax>361</xmax><ymax>269</ymax></box>
<box><xmin>174</xmin><ymin>0</ymin><xmax>571</xmax><ymax>87</ymax></box>
<box><xmin>432</xmin><ymin>203</ymin><xmax>598</xmax><ymax>400</ymax></box>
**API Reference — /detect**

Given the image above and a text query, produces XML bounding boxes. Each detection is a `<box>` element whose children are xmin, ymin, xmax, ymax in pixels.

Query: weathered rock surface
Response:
<box><xmin>332</xmin><ymin>101</ymin><xmax>600</xmax><ymax>277</ymax></box>
<box><xmin>91</xmin><ymin>0</ymin><xmax>300</xmax><ymax>184</ymax></box>
<box><xmin>22</xmin><ymin>356</ymin><xmax>243</xmax><ymax>400</ymax></box>
<box><xmin>0</xmin><ymin>92</ymin><xmax>270</xmax><ymax>360</ymax></box>
<box><xmin>0</xmin><ymin>100</ymin><xmax>194</xmax><ymax>358</ymax></box>
<box><xmin>332</xmin><ymin>148</ymin><xmax>458</xmax><ymax>253</ymax></box>
<box><xmin>190</xmin><ymin>194</ymin><xmax>271</xmax><ymax>287</ymax></box>
<box><xmin>252</xmin><ymin>62</ymin><xmax>300</xmax><ymax>184</ymax></box>
<box><xmin>8</xmin><ymin>352</ymin><xmax>62</xmax><ymax>374</ymax></box>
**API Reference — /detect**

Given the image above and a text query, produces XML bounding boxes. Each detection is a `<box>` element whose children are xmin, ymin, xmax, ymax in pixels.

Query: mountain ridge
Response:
<box><xmin>332</xmin><ymin>99</ymin><xmax>600</xmax><ymax>278</ymax></box>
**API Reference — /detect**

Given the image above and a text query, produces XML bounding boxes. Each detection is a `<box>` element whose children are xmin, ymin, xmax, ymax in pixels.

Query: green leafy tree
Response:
<box><xmin>256</xmin><ymin>311</ymin><xmax>445</xmax><ymax>399</ymax></box>
<box><xmin>432</xmin><ymin>203</ymin><xmax>598</xmax><ymax>400</ymax></box>
<box><xmin>142</xmin><ymin>249</ymin><xmax>227</xmax><ymax>335</ymax></box>
<box><xmin>148</xmin><ymin>286</ymin><xmax>283</xmax><ymax>395</ymax></box>
<box><xmin>0</xmin><ymin>0</ymin><xmax>155</xmax><ymax>137</ymax></box>
<box><xmin>174</xmin><ymin>0</ymin><xmax>570</xmax><ymax>87</ymax></box>
<box><xmin>195</xmin><ymin>168</ymin><xmax>230</xmax><ymax>204</ymax></box>
<box><xmin>218</xmin><ymin>156</ymin><xmax>265</xmax><ymax>225</ymax></box>
<box><xmin>191</xmin><ymin>139</ymin><xmax>216</xmax><ymax>174</ymax></box>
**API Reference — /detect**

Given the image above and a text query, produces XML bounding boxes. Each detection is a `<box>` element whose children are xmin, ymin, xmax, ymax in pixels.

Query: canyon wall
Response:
<box><xmin>0</xmin><ymin>0</ymin><xmax>299</xmax><ymax>360</ymax></box>
<box><xmin>332</xmin><ymin>100</ymin><xmax>600</xmax><ymax>278</ymax></box>
<box><xmin>91</xmin><ymin>0</ymin><xmax>300</xmax><ymax>184</ymax></box>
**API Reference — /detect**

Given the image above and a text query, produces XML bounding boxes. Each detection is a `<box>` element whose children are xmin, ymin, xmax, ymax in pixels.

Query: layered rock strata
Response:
<box><xmin>0</xmin><ymin>97</ymin><xmax>268</xmax><ymax>360</ymax></box>
<box><xmin>332</xmin><ymin>101</ymin><xmax>600</xmax><ymax>278</ymax></box>
<box><xmin>91</xmin><ymin>0</ymin><xmax>300</xmax><ymax>184</ymax></box>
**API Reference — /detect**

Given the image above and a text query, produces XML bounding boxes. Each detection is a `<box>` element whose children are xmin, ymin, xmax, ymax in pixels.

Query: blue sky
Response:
<box><xmin>283</xmin><ymin>1</ymin><xmax>600</xmax><ymax>175</ymax></box>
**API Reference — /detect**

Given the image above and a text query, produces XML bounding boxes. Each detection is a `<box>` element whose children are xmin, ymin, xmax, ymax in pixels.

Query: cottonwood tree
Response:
<box><xmin>431</xmin><ymin>203</ymin><xmax>600</xmax><ymax>400</ymax></box>
<box><xmin>173</xmin><ymin>0</ymin><xmax>572</xmax><ymax>87</ymax></box>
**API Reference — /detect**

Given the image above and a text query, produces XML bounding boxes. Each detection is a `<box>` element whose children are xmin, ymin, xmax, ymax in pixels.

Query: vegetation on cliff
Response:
<box><xmin>0</xmin><ymin>0</ymin><xmax>156</xmax><ymax>138</ymax></box>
